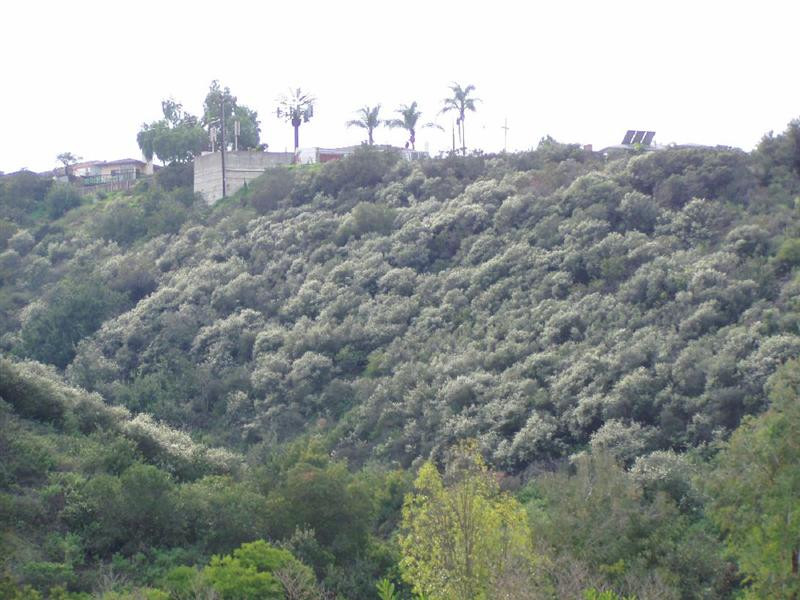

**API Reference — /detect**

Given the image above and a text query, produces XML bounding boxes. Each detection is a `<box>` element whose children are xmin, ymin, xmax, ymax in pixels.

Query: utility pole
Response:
<box><xmin>220</xmin><ymin>99</ymin><xmax>227</xmax><ymax>199</ymax></box>
<box><xmin>501</xmin><ymin>118</ymin><xmax>510</xmax><ymax>153</ymax></box>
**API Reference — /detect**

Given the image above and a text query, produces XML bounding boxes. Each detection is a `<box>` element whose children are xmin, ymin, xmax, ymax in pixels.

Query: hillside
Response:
<box><xmin>5</xmin><ymin>137</ymin><xmax>800</xmax><ymax>465</ymax></box>
<box><xmin>3</xmin><ymin>123</ymin><xmax>800</xmax><ymax>598</ymax></box>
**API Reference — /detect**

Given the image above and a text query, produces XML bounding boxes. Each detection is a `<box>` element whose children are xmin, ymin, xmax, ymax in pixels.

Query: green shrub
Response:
<box><xmin>775</xmin><ymin>237</ymin><xmax>800</xmax><ymax>270</ymax></box>
<box><xmin>335</xmin><ymin>202</ymin><xmax>397</xmax><ymax>244</ymax></box>
<box><xmin>16</xmin><ymin>278</ymin><xmax>127</xmax><ymax>368</ymax></box>
<box><xmin>20</xmin><ymin>562</ymin><xmax>76</xmax><ymax>591</ymax></box>
<box><xmin>250</xmin><ymin>168</ymin><xmax>295</xmax><ymax>214</ymax></box>
<box><xmin>45</xmin><ymin>185</ymin><xmax>82</xmax><ymax>218</ymax></box>
<box><xmin>156</xmin><ymin>163</ymin><xmax>194</xmax><ymax>191</ymax></box>
<box><xmin>0</xmin><ymin>359</ymin><xmax>65</xmax><ymax>425</ymax></box>
<box><xmin>93</xmin><ymin>200</ymin><xmax>147</xmax><ymax>245</ymax></box>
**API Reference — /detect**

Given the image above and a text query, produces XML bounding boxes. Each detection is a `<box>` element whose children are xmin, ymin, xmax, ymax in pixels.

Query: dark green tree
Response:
<box><xmin>202</xmin><ymin>81</ymin><xmax>261</xmax><ymax>151</ymax></box>
<box><xmin>200</xmin><ymin>540</ymin><xmax>315</xmax><ymax>600</ymax></box>
<box><xmin>16</xmin><ymin>277</ymin><xmax>127</xmax><ymax>368</ymax></box>
<box><xmin>44</xmin><ymin>183</ymin><xmax>82</xmax><ymax>218</ymax></box>
<box><xmin>137</xmin><ymin>98</ymin><xmax>207</xmax><ymax>165</ymax></box>
<box><xmin>56</xmin><ymin>152</ymin><xmax>81</xmax><ymax>181</ymax></box>
<box><xmin>707</xmin><ymin>358</ymin><xmax>800</xmax><ymax>599</ymax></box>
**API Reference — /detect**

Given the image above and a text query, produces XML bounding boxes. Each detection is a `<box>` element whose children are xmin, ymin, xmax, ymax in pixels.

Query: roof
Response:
<box><xmin>101</xmin><ymin>158</ymin><xmax>146</xmax><ymax>167</ymax></box>
<box><xmin>70</xmin><ymin>160</ymin><xmax>103</xmax><ymax>169</ymax></box>
<box><xmin>70</xmin><ymin>159</ymin><xmax>146</xmax><ymax>169</ymax></box>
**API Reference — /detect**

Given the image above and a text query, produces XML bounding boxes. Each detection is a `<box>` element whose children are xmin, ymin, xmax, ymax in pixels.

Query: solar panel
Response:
<box><xmin>631</xmin><ymin>130</ymin><xmax>645</xmax><ymax>144</ymax></box>
<box><xmin>621</xmin><ymin>130</ymin><xmax>636</xmax><ymax>145</ymax></box>
<box><xmin>642</xmin><ymin>131</ymin><xmax>656</xmax><ymax>146</ymax></box>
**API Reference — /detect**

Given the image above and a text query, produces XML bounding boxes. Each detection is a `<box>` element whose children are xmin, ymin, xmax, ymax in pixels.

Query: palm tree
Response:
<box><xmin>277</xmin><ymin>88</ymin><xmax>314</xmax><ymax>152</ymax></box>
<box><xmin>347</xmin><ymin>105</ymin><xmax>382</xmax><ymax>145</ymax></box>
<box><xmin>385</xmin><ymin>102</ymin><xmax>443</xmax><ymax>150</ymax></box>
<box><xmin>440</xmin><ymin>83</ymin><xmax>480</xmax><ymax>156</ymax></box>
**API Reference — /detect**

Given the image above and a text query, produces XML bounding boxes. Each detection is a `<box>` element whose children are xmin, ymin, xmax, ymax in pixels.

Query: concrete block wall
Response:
<box><xmin>194</xmin><ymin>151</ymin><xmax>294</xmax><ymax>205</ymax></box>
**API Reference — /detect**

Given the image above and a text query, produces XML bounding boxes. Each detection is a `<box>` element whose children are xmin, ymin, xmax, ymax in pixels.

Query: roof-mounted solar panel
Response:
<box><xmin>642</xmin><ymin>131</ymin><xmax>656</xmax><ymax>146</ymax></box>
<box><xmin>621</xmin><ymin>130</ymin><xmax>636</xmax><ymax>145</ymax></box>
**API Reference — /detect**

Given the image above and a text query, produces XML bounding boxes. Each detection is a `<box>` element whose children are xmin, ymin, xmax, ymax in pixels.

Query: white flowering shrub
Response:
<box><xmin>2</xmin><ymin>143</ymin><xmax>798</xmax><ymax>471</ymax></box>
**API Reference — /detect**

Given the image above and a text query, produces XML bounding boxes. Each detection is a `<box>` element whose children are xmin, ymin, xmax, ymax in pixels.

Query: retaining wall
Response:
<box><xmin>193</xmin><ymin>151</ymin><xmax>294</xmax><ymax>205</ymax></box>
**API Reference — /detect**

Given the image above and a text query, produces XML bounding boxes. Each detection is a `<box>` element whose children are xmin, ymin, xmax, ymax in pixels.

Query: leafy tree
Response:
<box><xmin>755</xmin><ymin>117</ymin><xmax>800</xmax><ymax>189</ymax></box>
<box><xmin>707</xmin><ymin>358</ymin><xmax>800</xmax><ymax>598</ymax></box>
<box><xmin>525</xmin><ymin>450</ymin><xmax>726</xmax><ymax>598</ymax></box>
<box><xmin>277</xmin><ymin>88</ymin><xmax>315</xmax><ymax>152</ymax></box>
<box><xmin>398</xmin><ymin>441</ymin><xmax>534</xmax><ymax>599</ymax></box>
<box><xmin>202</xmin><ymin>81</ymin><xmax>261</xmax><ymax>151</ymax></box>
<box><xmin>347</xmin><ymin>105</ymin><xmax>383</xmax><ymax>146</ymax></box>
<box><xmin>385</xmin><ymin>101</ymin><xmax>442</xmax><ymax>150</ymax></box>
<box><xmin>266</xmin><ymin>456</ymin><xmax>373</xmax><ymax>562</ymax></box>
<box><xmin>56</xmin><ymin>152</ymin><xmax>81</xmax><ymax>181</ymax></box>
<box><xmin>16</xmin><ymin>277</ymin><xmax>127</xmax><ymax>369</ymax></box>
<box><xmin>201</xmin><ymin>540</ymin><xmax>311</xmax><ymax>600</ymax></box>
<box><xmin>155</xmin><ymin>163</ymin><xmax>194</xmax><ymax>191</ymax></box>
<box><xmin>0</xmin><ymin>218</ymin><xmax>16</xmax><ymax>248</ymax></box>
<box><xmin>335</xmin><ymin>202</ymin><xmax>397</xmax><ymax>243</ymax></box>
<box><xmin>583</xmin><ymin>590</ymin><xmax>635</xmax><ymax>600</ymax></box>
<box><xmin>44</xmin><ymin>184</ymin><xmax>82</xmax><ymax>218</ymax></box>
<box><xmin>376</xmin><ymin>578</ymin><xmax>400</xmax><ymax>600</ymax></box>
<box><xmin>440</xmin><ymin>83</ymin><xmax>480</xmax><ymax>156</ymax></box>
<box><xmin>115</xmin><ymin>463</ymin><xmax>182</xmax><ymax>551</ymax></box>
<box><xmin>137</xmin><ymin>99</ymin><xmax>207</xmax><ymax>165</ymax></box>
<box><xmin>775</xmin><ymin>237</ymin><xmax>800</xmax><ymax>272</ymax></box>
<box><xmin>0</xmin><ymin>170</ymin><xmax>52</xmax><ymax>224</ymax></box>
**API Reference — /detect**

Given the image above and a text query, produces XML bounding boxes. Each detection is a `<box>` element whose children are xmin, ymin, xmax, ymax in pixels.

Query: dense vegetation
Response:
<box><xmin>2</xmin><ymin>118</ymin><xmax>800</xmax><ymax>598</ymax></box>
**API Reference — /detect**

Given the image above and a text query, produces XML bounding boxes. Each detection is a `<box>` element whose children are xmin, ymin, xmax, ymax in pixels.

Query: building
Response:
<box><xmin>193</xmin><ymin>150</ymin><xmax>294</xmax><ymax>204</ymax></box>
<box><xmin>68</xmin><ymin>159</ymin><xmax>153</xmax><ymax>185</ymax></box>
<box><xmin>193</xmin><ymin>146</ymin><xmax>429</xmax><ymax>205</ymax></box>
<box><xmin>598</xmin><ymin>130</ymin><xmax>660</xmax><ymax>156</ymax></box>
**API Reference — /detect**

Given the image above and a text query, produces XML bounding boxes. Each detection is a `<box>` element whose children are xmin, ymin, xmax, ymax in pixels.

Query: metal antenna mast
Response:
<box><xmin>220</xmin><ymin>98</ymin><xmax>227</xmax><ymax>199</ymax></box>
<box><xmin>501</xmin><ymin>117</ymin><xmax>510</xmax><ymax>153</ymax></box>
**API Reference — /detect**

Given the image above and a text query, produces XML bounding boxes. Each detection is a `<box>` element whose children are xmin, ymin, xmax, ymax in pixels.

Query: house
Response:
<box><xmin>598</xmin><ymin>130</ymin><xmax>661</xmax><ymax>155</ymax></box>
<box><xmin>71</xmin><ymin>159</ymin><xmax>153</xmax><ymax>186</ymax></box>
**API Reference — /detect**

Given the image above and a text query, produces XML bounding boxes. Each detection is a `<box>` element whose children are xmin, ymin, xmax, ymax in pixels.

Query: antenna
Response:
<box><xmin>501</xmin><ymin>117</ymin><xmax>510</xmax><ymax>152</ymax></box>
<box><xmin>220</xmin><ymin>99</ymin><xmax>227</xmax><ymax>198</ymax></box>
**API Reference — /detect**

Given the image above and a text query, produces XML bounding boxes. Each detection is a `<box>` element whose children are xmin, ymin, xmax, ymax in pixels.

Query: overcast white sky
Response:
<box><xmin>2</xmin><ymin>0</ymin><xmax>798</xmax><ymax>173</ymax></box>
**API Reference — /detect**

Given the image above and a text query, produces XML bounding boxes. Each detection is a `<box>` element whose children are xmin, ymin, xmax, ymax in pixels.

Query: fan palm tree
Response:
<box><xmin>385</xmin><ymin>101</ymin><xmax>443</xmax><ymax>150</ymax></box>
<box><xmin>346</xmin><ymin>105</ymin><xmax>382</xmax><ymax>145</ymax></box>
<box><xmin>277</xmin><ymin>88</ymin><xmax>315</xmax><ymax>152</ymax></box>
<box><xmin>440</xmin><ymin>83</ymin><xmax>480</xmax><ymax>156</ymax></box>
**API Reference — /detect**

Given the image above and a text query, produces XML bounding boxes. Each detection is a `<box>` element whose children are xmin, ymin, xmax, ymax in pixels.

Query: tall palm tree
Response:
<box><xmin>347</xmin><ymin>105</ymin><xmax>382</xmax><ymax>145</ymax></box>
<box><xmin>277</xmin><ymin>88</ymin><xmax>314</xmax><ymax>152</ymax></box>
<box><xmin>440</xmin><ymin>83</ymin><xmax>480</xmax><ymax>156</ymax></box>
<box><xmin>385</xmin><ymin>101</ymin><xmax>443</xmax><ymax>150</ymax></box>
